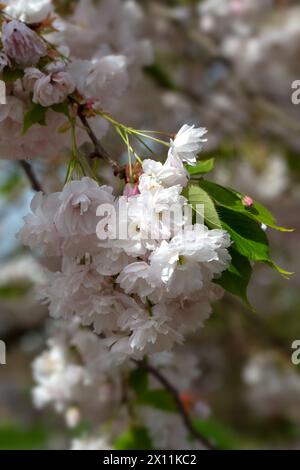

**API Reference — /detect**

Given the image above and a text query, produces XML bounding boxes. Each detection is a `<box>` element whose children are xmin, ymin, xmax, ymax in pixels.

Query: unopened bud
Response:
<box><xmin>242</xmin><ymin>195</ymin><xmax>254</xmax><ymax>208</ymax></box>
<box><xmin>2</xmin><ymin>20</ymin><xmax>47</xmax><ymax>67</ymax></box>
<box><xmin>123</xmin><ymin>183</ymin><xmax>140</xmax><ymax>198</ymax></box>
<box><xmin>125</xmin><ymin>162</ymin><xmax>142</xmax><ymax>184</ymax></box>
<box><xmin>83</xmin><ymin>100</ymin><xmax>97</xmax><ymax>118</ymax></box>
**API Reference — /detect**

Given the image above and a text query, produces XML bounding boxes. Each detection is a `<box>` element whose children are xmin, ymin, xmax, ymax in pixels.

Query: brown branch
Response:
<box><xmin>77</xmin><ymin>108</ymin><xmax>125</xmax><ymax>178</ymax></box>
<box><xmin>19</xmin><ymin>160</ymin><xmax>44</xmax><ymax>192</ymax></box>
<box><xmin>133</xmin><ymin>359</ymin><xmax>216</xmax><ymax>450</ymax></box>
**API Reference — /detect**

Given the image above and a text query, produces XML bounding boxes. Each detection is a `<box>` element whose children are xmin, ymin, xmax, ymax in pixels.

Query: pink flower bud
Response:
<box><xmin>2</xmin><ymin>20</ymin><xmax>47</xmax><ymax>67</ymax></box>
<box><xmin>123</xmin><ymin>183</ymin><xmax>140</xmax><ymax>198</ymax></box>
<box><xmin>242</xmin><ymin>195</ymin><xmax>254</xmax><ymax>208</ymax></box>
<box><xmin>85</xmin><ymin>100</ymin><xmax>95</xmax><ymax>111</ymax></box>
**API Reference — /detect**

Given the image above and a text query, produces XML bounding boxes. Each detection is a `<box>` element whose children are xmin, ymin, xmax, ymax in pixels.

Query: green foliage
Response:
<box><xmin>129</xmin><ymin>368</ymin><xmax>177</xmax><ymax>412</ymax></box>
<box><xmin>52</xmin><ymin>102</ymin><xmax>70</xmax><ymax>118</ymax></box>
<box><xmin>218</xmin><ymin>207</ymin><xmax>291</xmax><ymax>277</ymax></box>
<box><xmin>199</xmin><ymin>179</ymin><xmax>292</xmax><ymax>232</ymax></box>
<box><xmin>219</xmin><ymin>207</ymin><xmax>271</xmax><ymax>263</ymax></box>
<box><xmin>215</xmin><ymin>249</ymin><xmax>252</xmax><ymax>306</ymax></box>
<box><xmin>0</xmin><ymin>172</ymin><xmax>23</xmax><ymax>197</ymax></box>
<box><xmin>0</xmin><ymin>424</ymin><xmax>48</xmax><ymax>450</ymax></box>
<box><xmin>136</xmin><ymin>389</ymin><xmax>177</xmax><ymax>412</ymax></box>
<box><xmin>182</xmin><ymin>182</ymin><xmax>221</xmax><ymax>228</ymax></box>
<box><xmin>184</xmin><ymin>178</ymin><xmax>291</xmax><ymax>305</ymax></box>
<box><xmin>204</xmin><ymin>144</ymin><xmax>238</xmax><ymax>162</ymax></box>
<box><xmin>192</xmin><ymin>417</ymin><xmax>243</xmax><ymax>450</ymax></box>
<box><xmin>144</xmin><ymin>63</ymin><xmax>180</xmax><ymax>91</ymax></box>
<box><xmin>114</xmin><ymin>426</ymin><xmax>153</xmax><ymax>450</ymax></box>
<box><xmin>2</xmin><ymin>67</ymin><xmax>24</xmax><ymax>83</ymax></box>
<box><xmin>286</xmin><ymin>149</ymin><xmax>300</xmax><ymax>175</ymax></box>
<box><xmin>0</xmin><ymin>282</ymin><xmax>32</xmax><ymax>299</ymax></box>
<box><xmin>23</xmin><ymin>103</ymin><xmax>48</xmax><ymax>134</ymax></box>
<box><xmin>128</xmin><ymin>368</ymin><xmax>148</xmax><ymax>394</ymax></box>
<box><xmin>186</xmin><ymin>158</ymin><xmax>215</xmax><ymax>176</ymax></box>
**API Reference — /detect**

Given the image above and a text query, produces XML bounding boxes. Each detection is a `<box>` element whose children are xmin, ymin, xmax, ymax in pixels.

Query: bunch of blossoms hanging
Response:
<box><xmin>2</xmin><ymin>0</ymin><xmax>292</xmax><ymax>451</ymax></box>
<box><xmin>0</xmin><ymin>0</ymin><xmax>151</xmax><ymax>159</ymax></box>
<box><xmin>19</xmin><ymin>121</ymin><xmax>232</xmax><ymax>360</ymax></box>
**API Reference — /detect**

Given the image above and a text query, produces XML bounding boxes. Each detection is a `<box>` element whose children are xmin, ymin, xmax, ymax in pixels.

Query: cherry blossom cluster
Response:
<box><xmin>19</xmin><ymin>123</ymin><xmax>231</xmax><ymax>362</ymax></box>
<box><xmin>0</xmin><ymin>0</ymin><xmax>151</xmax><ymax>159</ymax></box>
<box><xmin>32</xmin><ymin>318</ymin><xmax>208</xmax><ymax>450</ymax></box>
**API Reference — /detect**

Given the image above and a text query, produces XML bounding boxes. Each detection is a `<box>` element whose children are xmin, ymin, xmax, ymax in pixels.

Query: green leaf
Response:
<box><xmin>199</xmin><ymin>179</ymin><xmax>292</xmax><ymax>232</ymax></box>
<box><xmin>186</xmin><ymin>158</ymin><xmax>215</xmax><ymax>176</ymax></box>
<box><xmin>23</xmin><ymin>103</ymin><xmax>48</xmax><ymax>134</ymax></box>
<box><xmin>144</xmin><ymin>63</ymin><xmax>180</xmax><ymax>91</ymax></box>
<box><xmin>2</xmin><ymin>67</ymin><xmax>24</xmax><ymax>83</ymax></box>
<box><xmin>0</xmin><ymin>172</ymin><xmax>23</xmax><ymax>197</ymax></box>
<box><xmin>247</xmin><ymin>199</ymin><xmax>293</xmax><ymax>232</ymax></box>
<box><xmin>183</xmin><ymin>182</ymin><xmax>221</xmax><ymax>228</ymax></box>
<box><xmin>136</xmin><ymin>389</ymin><xmax>177</xmax><ymax>412</ymax></box>
<box><xmin>265</xmin><ymin>261</ymin><xmax>293</xmax><ymax>278</ymax></box>
<box><xmin>52</xmin><ymin>102</ymin><xmax>70</xmax><ymax>118</ymax></box>
<box><xmin>218</xmin><ymin>207</ymin><xmax>292</xmax><ymax>277</ymax></box>
<box><xmin>0</xmin><ymin>424</ymin><xmax>48</xmax><ymax>450</ymax></box>
<box><xmin>219</xmin><ymin>206</ymin><xmax>270</xmax><ymax>262</ymax></box>
<box><xmin>0</xmin><ymin>282</ymin><xmax>32</xmax><ymax>299</ymax></box>
<box><xmin>192</xmin><ymin>417</ymin><xmax>243</xmax><ymax>450</ymax></box>
<box><xmin>215</xmin><ymin>248</ymin><xmax>252</xmax><ymax>307</ymax></box>
<box><xmin>128</xmin><ymin>368</ymin><xmax>148</xmax><ymax>394</ymax></box>
<box><xmin>114</xmin><ymin>426</ymin><xmax>153</xmax><ymax>450</ymax></box>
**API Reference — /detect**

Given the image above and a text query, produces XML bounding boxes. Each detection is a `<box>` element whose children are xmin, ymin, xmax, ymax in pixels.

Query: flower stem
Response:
<box><xmin>19</xmin><ymin>161</ymin><xmax>43</xmax><ymax>192</ymax></box>
<box><xmin>132</xmin><ymin>359</ymin><xmax>216</xmax><ymax>450</ymax></box>
<box><xmin>77</xmin><ymin>107</ymin><xmax>124</xmax><ymax>177</ymax></box>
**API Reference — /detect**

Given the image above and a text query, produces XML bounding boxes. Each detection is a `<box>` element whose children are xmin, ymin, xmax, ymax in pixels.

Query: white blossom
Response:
<box><xmin>162</xmin><ymin>151</ymin><xmax>190</xmax><ymax>187</ymax></box>
<box><xmin>33</xmin><ymin>71</ymin><xmax>75</xmax><ymax>107</ymax></box>
<box><xmin>149</xmin><ymin>225</ymin><xmax>231</xmax><ymax>298</ymax></box>
<box><xmin>139</xmin><ymin>407</ymin><xmax>202</xmax><ymax>450</ymax></box>
<box><xmin>118</xmin><ymin>303</ymin><xmax>183</xmax><ymax>353</ymax></box>
<box><xmin>2</xmin><ymin>20</ymin><xmax>47</xmax><ymax>67</ymax></box>
<box><xmin>0</xmin><ymin>255</ymin><xmax>46</xmax><ymax>287</ymax></box>
<box><xmin>32</xmin><ymin>341</ymin><xmax>86</xmax><ymax>412</ymax></box>
<box><xmin>4</xmin><ymin>0</ymin><xmax>53</xmax><ymax>24</ymax></box>
<box><xmin>17</xmin><ymin>191</ymin><xmax>61</xmax><ymax>255</ymax></box>
<box><xmin>0</xmin><ymin>0</ymin><xmax>151</xmax><ymax>160</ymax></box>
<box><xmin>169</xmin><ymin>124</ymin><xmax>208</xmax><ymax>165</ymax></box>
<box><xmin>0</xmin><ymin>96</ymin><xmax>23</xmax><ymax>124</ymax></box>
<box><xmin>116</xmin><ymin>261</ymin><xmax>157</xmax><ymax>301</ymax></box>
<box><xmin>19</xmin><ymin>168</ymin><xmax>232</xmax><ymax>360</ymax></box>
<box><xmin>23</xmin><ymin>67</ymin><xmax>44</xmax><ymax>92</ymax></box>
<box><xmin>54</xmin><ymin>178</ymin><xmax>114</xmax><ymax>237</ymax></box>
<box><xmin>69</xmin><ymin>55</ymin><xmax>129</xmax><ymax>109</ymax></box>
<box><xmin>139</xmin><ymin>158</ymin><xmax>189</xmax><ymax>191</ymax></box>
<box><xmin>112</xmin><ymin>186</ymin><xmax>186</xmax><ymax>257</ymax></box>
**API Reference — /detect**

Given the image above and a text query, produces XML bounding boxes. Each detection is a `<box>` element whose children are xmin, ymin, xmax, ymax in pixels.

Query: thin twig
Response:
<box><xmin>133</xmin><ymin>359</ymin><xmax>216</xmax><ymax>450</ymax></box>
<box><xmin>77</xmin><ymin>108</ymin><xmax>125</xmax><ymax>178</ymax></box>
<box><xmin>19</xmin><ymin>160</ymin><xmax>43</xmax><ymax>192</ymax></box>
